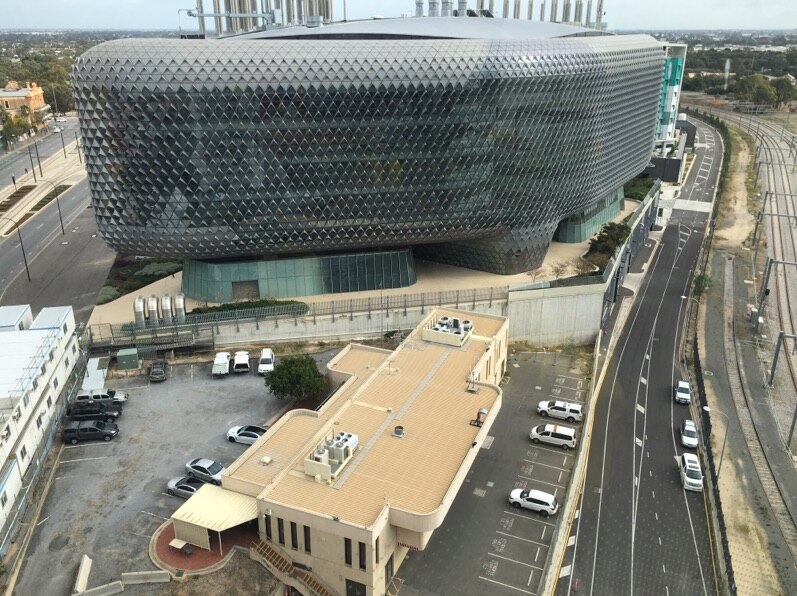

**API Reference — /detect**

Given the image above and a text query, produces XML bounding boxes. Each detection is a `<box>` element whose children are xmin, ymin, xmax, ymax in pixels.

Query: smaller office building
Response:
<box><xmin>0</xmin><ymin>305</ymin><xmax>78</xmax><ymax>555</ymax></box>
<box><xmin>172</xmin><ymin>308</ymin><xmax>507</xmax><ymax>595</ymax></box>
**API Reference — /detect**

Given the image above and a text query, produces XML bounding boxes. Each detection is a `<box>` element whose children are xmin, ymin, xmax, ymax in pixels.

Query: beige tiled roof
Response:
<box><xmin>227</xmin><ymin>310</ymin><xmax>505</xmax><ymax>528</ymax></box>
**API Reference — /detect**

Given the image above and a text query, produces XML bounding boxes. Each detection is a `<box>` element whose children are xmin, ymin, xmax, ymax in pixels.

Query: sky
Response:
<box><xmin>2</xmin><ymin>0</ymin><xmax>796</xmax><ymax>31</ymax></box>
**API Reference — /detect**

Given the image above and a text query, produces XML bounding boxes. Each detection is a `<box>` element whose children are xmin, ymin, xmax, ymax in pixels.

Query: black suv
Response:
<box><xmin>62</xmin><ymin>421</ymin><xmax>119</xmax><ymax>444</ymax></box>
<box><xmin>66</xmin><ymin>402</ymin><xmax>122</xmax><ymax>423</ymax></box>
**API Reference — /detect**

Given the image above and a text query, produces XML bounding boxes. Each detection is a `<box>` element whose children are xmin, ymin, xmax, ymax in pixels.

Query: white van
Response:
<box><xmin>529</xmin><ymin>423</ymin><xmax>577</xmax><ymax>449</ymax></box>
<box><xmin>212</xmin><ymin>352</ymin><xmax>231</xmax><ymax>377</ymax></box>
<box><xmin>257</xmin><ymin>348</ymin><xmax>275</xmax><ymax>375</ymax></box>
<box><xmin>232</xmin><ymin>351</ymin><xmax>251</xmax><ymax>374</ymax></box>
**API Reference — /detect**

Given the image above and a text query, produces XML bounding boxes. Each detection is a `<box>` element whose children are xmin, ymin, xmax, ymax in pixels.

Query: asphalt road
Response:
<box><xmin>0</xmin><ymin>117</ymin><xmax>80</xmax><ymax>187</ymax></box>
<box><xmin>557</xmin><ymin>123</ymin><xmax>723</xmax><ymax>596</ymax></box>
<box><xmin>0</xmin><ymin>177</ymin><xmax>115</xmax><ymax>326</ymax></box>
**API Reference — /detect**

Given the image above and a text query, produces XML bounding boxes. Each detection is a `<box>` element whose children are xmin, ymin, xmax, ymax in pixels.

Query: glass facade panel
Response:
<box><xmin>73</xmin><ymin>29</ymin><xmax>663</xmax><ymax>275</ymax></box>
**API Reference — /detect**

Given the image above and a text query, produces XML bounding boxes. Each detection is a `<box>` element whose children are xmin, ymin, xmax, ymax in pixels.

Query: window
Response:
<box><xmin>303</xmin><ymin>525</ymin><xmax>311</xmax><ymax>553</ymax></box>
<box><xmin>71</xmin><ymin>343</ymin><xmax>77</xmax><ymax>354</ymax></box>
<box><xmin>344</xmin><ymin>537</ymin><xmax>352</xmax><ymax>566</ymax></box>
<box><xmin>23</xmin><ymin>394</ymin><xmax>30</xmax><ymax>408</ymax></box>
<box><xmin>35</xmin><ymin>415</ymin><xmax>42</xmax><ymax>429</ymax></box>
<box><xmin>0</xmin><ymin>492</ymin><xmax>6</xmax><ymax>507</ymax></box>
<box><xmin>375</xmin><ymin>537</ymin><xmax>380</xmax><ymax>564</ymax></box>
<box><xmin>52</xmin><ymin>378</ymin><xmax>59</xmax><ymax>390</ymax></box>
<box><xmin>65</xmin><ymin>357</ymin><xmax>70</xmax><ymax>369</ymax></box>
<box><xmin>20</xmin><ymin>446</ymin><xmax>27</xmax><ymax>461</ymax></box>
<box><xmin>63</xmin><ymin>323</ymin><xmax>68</xmax><ymax>334</ymax></box>
<box><xmin>290</xmin><ymin>521</ymin><xmax>298</xmax><ymax>550</ymax></box>
<box><xmin>46</xmin><ymin>396</ymin><xmax>52</xmax><ymax>408</ymax></box>
<box><xmin>264</xmin><ymin>514</ymin><xmax>272</xmax><ymax>541</ymax></box>
<box><xmin>32</xmin><ymin>379</ymin><xmax>38</xmax><ymax>391</ymax></box>
<box><xmin>358</xmin><ymin>541</ymin><xmax>366</xmax><ymax>570</ymax></box>
<box><xmin>277</xmin><ymin>518</ymin><xmax>285</xmax><ymax>545</ymax></box>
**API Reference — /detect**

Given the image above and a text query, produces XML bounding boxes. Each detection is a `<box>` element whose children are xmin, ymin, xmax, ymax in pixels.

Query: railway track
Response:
<box><xmin>691</xmin><ymin>107</ymin><xmax>797</xmax><ymax>567</ymax></box>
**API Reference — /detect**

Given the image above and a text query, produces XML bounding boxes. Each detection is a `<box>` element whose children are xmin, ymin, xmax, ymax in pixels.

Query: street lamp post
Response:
<box><xmin>58</xmin><ymin>127</ymin><xmax>66</xmax><ymax>159</ymax></box>
<box><xmin>33</xmin><ymin>140</ymin><xmax>43</xmax><ymax>177</ymax></box>
<box><xmin>39</xmin><ymin>179</ymin><xmax>66</xmax><ymax>235</ymax></box>
<box><xmin>0</xmin><ymin>216</ymin><xmax>31</xmax><ymax>282</ymax></box>
<box><xmin>702</xmin><ymin>406</ymin><xmax>730</xmax><ymax>479</ymax></box>
<box><xmin>27</xmin><ymin>144</ymin><xmax>38</xmax><ymax>182</ymax></box>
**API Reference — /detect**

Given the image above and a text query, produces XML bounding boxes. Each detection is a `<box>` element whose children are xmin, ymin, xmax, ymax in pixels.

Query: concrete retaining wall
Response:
<box><xmin>121</xmin><ymin>570</ymin><xmax>171</xmax><ymax>585</ymax></box>
<box><xmin>73</xmin><ymin>554</ymin><xmax>92</xmax><ymax>594</ymax></box>
<box><xmin>76</xmin><ymin>581</ymin><xmax>124</xmax><ymax>596</ymax></box>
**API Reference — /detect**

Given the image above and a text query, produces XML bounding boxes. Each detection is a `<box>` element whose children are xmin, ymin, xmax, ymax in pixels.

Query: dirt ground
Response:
<box><xmin>155</xmin><ymin>551</ymin><xmax>279</xmax><ymax>595</ymax></box>
<box><xmin>700</xmin><ymin>123</ymin><xmax>783</xmax><ymax>594</ymax></box>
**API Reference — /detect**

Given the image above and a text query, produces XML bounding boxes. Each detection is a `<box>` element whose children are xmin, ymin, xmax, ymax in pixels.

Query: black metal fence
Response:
<box><xmin>693</xmin><ymin>335</ymin><xmax>737</xmax><ymax>596</ymax></box>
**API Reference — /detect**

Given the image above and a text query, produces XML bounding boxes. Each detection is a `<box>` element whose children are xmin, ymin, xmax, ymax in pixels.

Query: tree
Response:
<box><xmin>733</xmin><ymin>74</ymin><xmax>777</xmax><ymax>106</ymax></box>
<box><xmin>771</xmin><ymin>77</ymin><xmax>797</xmax><ymax>107</ymax></box>
<box><xmin>1</xmin><ymin>115</ymin><xmax>29</xmax><ymax>144</ymax></box>
<box><xmin>265</xmin><ymin>354</ymin><xmax>327</xmax><ymax>402</ymax></box>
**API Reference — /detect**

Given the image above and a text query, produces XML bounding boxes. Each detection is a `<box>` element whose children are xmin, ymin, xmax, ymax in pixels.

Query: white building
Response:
<box><xmin>0</xmin><ymin>305</ymin><xmax>79</xmax><ymax>554</ymax></box>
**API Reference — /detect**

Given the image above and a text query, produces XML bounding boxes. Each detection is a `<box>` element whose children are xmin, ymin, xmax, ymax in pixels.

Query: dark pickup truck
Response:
<box><xmin>62</xmin><ymin>420</ymin><xmax>119</xmax><ymax>444</ymax></box>
<box><xmin>66</xmin><ymin>402</ymin><xmax>122</xmax><ymax>423</ymax></box>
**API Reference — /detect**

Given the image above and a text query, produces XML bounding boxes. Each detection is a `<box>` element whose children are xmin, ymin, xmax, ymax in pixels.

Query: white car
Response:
<box><xmin>232</xmin><ymin>351</ymin><xmax>251</xmax><ymax>373</ymax></box>
<box><xmin>52</xmin><ymin>126</ymin><xmax>62</xmax><ymax>133</ymax></box>
<box><xmin>680</xmin><ymin>420</ymin><xmax>698</xmax><ymax>449</ymax></box>
<box><xmin>674</xmin><ymin>380</ymin><xmax>691</xmax><ymax>404</ymax></box>
<box><xmin>212</xmin><ymin>352</ymin><xmax>231</xmax><ymax>377</ymax></box>
<box><xmin>677</xmin><ymin>453</ymin><xmax>704</xmax><ymax>492</ymax></box>
<box><xmin>227</xmin><ymin>425</ymin><xmax>268</xmax><ymax>445</ymax></box>
<box><xmin>257</xmin><ymin>348</ymin><xmax>275</xmax><ymax>375</ymax></box>
<box><xmin>508</xmin><ymin>488</ymin><xmax>559</xmax><ymax>517</ymax></box>
<box><xmin>55</xmin><ymin>117</ymin><xmax>67</xmax><ymax>123</ymax></box>
<box><xmin>537</xmin><ymin>400</ymin><xmax>583</xmax><ymax>423</ymax></box>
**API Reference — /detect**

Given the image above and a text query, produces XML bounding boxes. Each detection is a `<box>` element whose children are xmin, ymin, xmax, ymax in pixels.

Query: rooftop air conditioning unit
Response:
<box><xmin>462</xmin><ymin>320</ymin><xmax>473</xmax><ymax>331</ymax></box>
<box><xmin>438</xmin><ymin>316</ymin><xmax>450</xmax><ymax>326</ymax></box>
<box><xmin>1</xmin><ymin>428</ymin><xmax>10</xmax><ymax>440</ymax></box>
<box><xmin>314</xmin><ymin>449</ymin><xmax>329</xmax><ymax>465</ymax></box>
<box><xmin>13</xmin><ymin>409</ymin><xmax>21</xmax><ymax>421</ymax></box>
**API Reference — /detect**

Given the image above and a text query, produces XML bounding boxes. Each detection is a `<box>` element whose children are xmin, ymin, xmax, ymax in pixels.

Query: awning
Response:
<box><xmin>171</xmin><ymin>484</ymin><xmax>258</xmax><ymax>532</ymax></box>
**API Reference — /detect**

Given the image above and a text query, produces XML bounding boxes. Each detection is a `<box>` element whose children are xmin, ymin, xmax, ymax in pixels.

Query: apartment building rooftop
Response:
<box><xmin>225</xmin><ymin>308</ymin><xmax>506</xmax><ymax>529</ymax></box>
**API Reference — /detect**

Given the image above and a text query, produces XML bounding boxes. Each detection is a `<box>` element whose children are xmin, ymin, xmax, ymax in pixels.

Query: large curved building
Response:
<box><xmin>73</xmin><ymin>17</ymin><xmax>664</xmax><ymax>299</ymax></box>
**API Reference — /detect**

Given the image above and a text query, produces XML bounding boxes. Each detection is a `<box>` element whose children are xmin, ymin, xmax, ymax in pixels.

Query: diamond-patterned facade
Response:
<box><xmin>72</xmin><ymin>32</ymin><xmax>664</xmax><ymax>274</ymax></box>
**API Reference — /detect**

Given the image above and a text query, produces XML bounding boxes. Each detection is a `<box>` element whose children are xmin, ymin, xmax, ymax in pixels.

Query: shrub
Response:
<box><xmin>265</xmin><ymin>354</ymin><xmax>327</xmax><ymax>401</ymax></box>
<box><xmin>96</xmin><ymin>286</ymin><xmax>121</xmax><ymax>305</ymax></box>
<box><xmin>133</xmin><ymin>261</ymin><xmax>182</xmax><ymax>278</ymax></box>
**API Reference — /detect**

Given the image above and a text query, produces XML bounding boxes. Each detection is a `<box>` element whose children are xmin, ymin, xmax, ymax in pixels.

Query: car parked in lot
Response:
<box><xmin>232</xmin><ymin>351</ymin><xmax>250</xmax><ymax>374</ymax></box>
<box><xmin>508</xmin><ymin>488</ymin><xmax>559</xmax><ymax>517</ymax></box>
<box><xmin>227</xmin><ymin>425</ymin><xmax>268</xmax><ymax>445</ymax></box>
<box><xmin>55</xmin><ymin>117</ymin><xmax>67</xmax><ymax>123</ymax></box>
<box><xmin>537</xmin><ymin>399</ymin><xmax>583</xmax><ymax>423</ymax></box>
<box><xmin>66</xmin><ymin>402</ymin><xmax>122</xmax><ymax>423</ymax></box>
<box><xmin>674</xmin><ymin>379</ymin><xmax>692</xmax><ymax>404</ymax></box>
<box><xmin>166</xmin><ymin>476</ymin><xmax>206</xmax><ymax>499</ymax></box>
<box><xmin>73</xmin><ymin>389</ymin><xmax>128</xmax><ymax>406</ymax></box>
<box><xmin>529</xmin><ymin>423</ymin><xmax>577</xmax><ymax>449</ymax></box>
<box><xmin>185</xmin><ymin>458</ymin><xmax>226</xmax><ymax>485</ymax></box>
<box><xmin>677</xmin><ymin>453</ymin><xmax>704</xmax><ymax>492</ymax></box>
<box><xmin>61</xmin><ymin>421</ymin><xmax>118</xmax><ymax>444</ymax></box>
<box><xmin>680</xmin><ymin>419</ymin><xmax>698</xmax><ymax>449</ymax></box>
<box><xmin>212</xmin><ymin>352</ymin><xmax>231</xmax><ymax>377</ymax></box>
<box><xmin>257</xmin><ymin>348</ymin><xmax>275</xmax><ymax>375</ymax></box>
<box><xmin>149</xmin><ymin>360</ymin><xmax>169</xmax><ymax>382</ymax></box>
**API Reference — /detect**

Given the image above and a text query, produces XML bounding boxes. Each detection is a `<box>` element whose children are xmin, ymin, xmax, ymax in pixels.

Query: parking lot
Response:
<box><xmin>14</xmin><ymin>350</ymin><xmax>336</xmax><ymax>595</ymax></box>
<box><xmin>397</xmin><ymin>351</ymin><xmax>587</xmax><ymax>596</ymax></box>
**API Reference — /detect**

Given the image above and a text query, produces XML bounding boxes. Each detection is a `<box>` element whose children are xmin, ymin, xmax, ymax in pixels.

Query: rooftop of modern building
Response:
<box><xmin>234</xmin><ymin>15</ymin><xmax>606</xmax><ymax>41</ymax></box>
<box><xmin>0</xmin><ymin>305</ymin><xmax>30</xmax><ymax>331</ymax></box>
<box><xmin>225</xmin><ymin>308</ymin><xmax>506</xmax><ymax>528</ymax></box>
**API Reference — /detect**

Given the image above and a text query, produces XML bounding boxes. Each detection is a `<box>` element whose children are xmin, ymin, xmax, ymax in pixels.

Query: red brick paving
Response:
<box><xmin>154</xmin><ymin>521</ymin><xmax>259</xmax><ymax>571</ymax></box>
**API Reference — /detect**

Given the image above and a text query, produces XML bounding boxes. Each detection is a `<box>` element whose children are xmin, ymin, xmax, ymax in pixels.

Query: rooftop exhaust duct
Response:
<box><xmin>527</xmin><ymin>0</ymin><xmax>534</xmax><ymax>19</ymax></box>
<box><xmin>428</xmin><ymin>0</ymin><xmax>439</xmax><ymax>17</ymax></box>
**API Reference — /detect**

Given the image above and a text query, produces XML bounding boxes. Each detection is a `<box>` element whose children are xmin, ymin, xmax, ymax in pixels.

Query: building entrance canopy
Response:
<box><xmin>171</xmin><ymin>484</ymin><xmax>257</xmax><ymax>551</ymax></box>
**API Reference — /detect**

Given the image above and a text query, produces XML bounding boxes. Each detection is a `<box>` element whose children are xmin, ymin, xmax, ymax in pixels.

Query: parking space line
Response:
<box><xmin>497</xmin><ymin>530</ymin><xmax>549</xmax><ymax>547</ymax></box>
<box><xmin>123</xmin><ymin>385</ymin><xmax>149</xmax><ymax>390</ymax></box>
<box><xmin>526</xmin><ymin>444</ymin><xmax>572</xmax><ymax>457</ymax></box>
<box><xmin>60</xmin><ymin>456</ymin><xmax>110</xmax><ymax>464</ymax></box>
<box><xmin>479</xmin><ymin>576</ymin><xmax>536</xmax><ymax>595</ymax></box>
<box><xmin>502</xmin><ymin>510</ymin><xmax>556</xmax><ymax>527</ymax></box>
<box><xmin>488</xmin><ymin>552</ymin><xmax>543</xmax><ymax>571</ymax></box>
<box><xmin>64</xmin><ymin>443</ymin><xmax>113</xmax><ymax>449</ymax></box>
<box><xmin>522</xmin><ymin>459</ymin><xmax>569</xmax><ymax>472</ymax></box>
<box><xmin>526</xmin><ymin>478</ymin><xmax>565</xmax><ymax>489</ymax></box>
<box><xmin>126</xmin><ymin>530</ymin><xmax>151</xmax><ymax>539</ymax></box>
<box><xmin>141</xmin><ymin>510</ymin><xmax>169</xmax><ymax>521</ymax></box>
<box><xmin>527</xmin><ymin>568</ymin><xmax>535</xmax><ymax>587</ymax></box>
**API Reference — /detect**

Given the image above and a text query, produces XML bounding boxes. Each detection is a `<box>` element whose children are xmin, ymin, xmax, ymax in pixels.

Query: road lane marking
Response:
<box><xmin>64</xmin><ymin>443</ymin><xmax>113</xmax><ymax>449</ymax></box>
<box><xmin>541</xmin><ymin>526</ymin><xmax>547</xmax><ymax>541</ymax></box>
<box><xmin>479</xmin><ymin>576</ymin><xmax>535</xmax><ymax>595</ymax></box>
<box><xmin>535</xmin><ymin>547</ymin><xmax>541</xmax><ymax>562</ymax></box>
<box><xmin>636</xmin><ymin>404</ymin><xmax>645</xmax><ymax>413</ymax></box>
<box><xmin>639</xmin><ymin>377</ymin><xmax>647</xmax><ymax>385</ymax></box>
<box><xmin>527</xmin><ymin>568</ymin><xmax>535</xmax><ymax>586</ymax></box>
<box><xmin>635</xmin><ymin>437</ymin><xmax>643</xmax><ymax>447</ymax></box>
<box><xmin>36</xmin><ymin>516</ymin><xmax>49</xmax><ymax>527</ymax></box>
<box><xmin>559</xmin><ymin>565</ymin><xmax>572</xmax><ymax>578</ymax></box>
<box><xmin>567</xmin><ymin>535</ymin><xmax>575</xmax><ymax>546</ymax></box>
